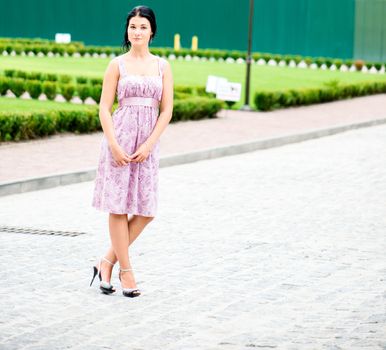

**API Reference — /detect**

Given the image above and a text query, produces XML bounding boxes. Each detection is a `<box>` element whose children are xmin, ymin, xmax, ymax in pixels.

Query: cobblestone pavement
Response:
<box><xmin>0</xmin><ymin>125</ymin><xmax>385</xmax><ymax>350</ymax></box>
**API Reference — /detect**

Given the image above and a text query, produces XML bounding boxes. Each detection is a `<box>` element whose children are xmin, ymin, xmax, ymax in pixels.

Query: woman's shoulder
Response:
<box><xmin>111</xmin><ymin>54</ymin><xmax>125</xmax><ymax>64</ymax></box>
<box><xmin>155</xmin><ymin>55</ymin><xmax>170</xmax><ymax>70</ymax></box>
<box><xmin>104</xmin><ymin>55</ymin><xmax>122</xmax><ymax>69</ymax></box>
<box><xmin>158</xmin><ymin>55</ymin><xmax>168</xmax><ymax>64</ymax></box>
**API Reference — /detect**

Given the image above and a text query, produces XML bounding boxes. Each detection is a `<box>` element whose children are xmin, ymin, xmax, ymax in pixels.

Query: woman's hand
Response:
<box><xmin>110</xmin><ymin>143</ymin><xmax>132</xmax><ymax>166</ymax></box>
<box><xmin>130</xmin><ymin>142</ymin><xmax>152</xmax><ymax>163</ymax></box>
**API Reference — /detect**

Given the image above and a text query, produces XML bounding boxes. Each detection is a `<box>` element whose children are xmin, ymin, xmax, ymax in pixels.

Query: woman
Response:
<box><xmin>90</xmin><ymin>5</ymin><xmax>174</xmax><ymax>297</ymax></box>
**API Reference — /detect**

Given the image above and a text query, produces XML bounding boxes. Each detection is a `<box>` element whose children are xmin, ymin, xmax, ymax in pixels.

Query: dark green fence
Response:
<box><xmin>0</xmin><ymin>0</ymin><xmax>385</xmax><ymax>61</ymax></box>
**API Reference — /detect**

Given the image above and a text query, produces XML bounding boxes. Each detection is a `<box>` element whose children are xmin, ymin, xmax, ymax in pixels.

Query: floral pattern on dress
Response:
<box><xmin>91</xmin><ymin>55</ymin><xmax>167</xmax><ymax>217</ymax></box>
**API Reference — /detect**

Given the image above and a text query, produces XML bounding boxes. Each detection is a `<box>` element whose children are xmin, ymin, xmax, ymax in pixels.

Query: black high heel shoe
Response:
<box><xmin>90</xmin><ymin>257</ymin><xmax>116</xmax><ymax>294</ymax></box>
<box><xmin>119</xmin><ymin>267</ymin><xmax>141</xmax><ymax>298</ymax></box>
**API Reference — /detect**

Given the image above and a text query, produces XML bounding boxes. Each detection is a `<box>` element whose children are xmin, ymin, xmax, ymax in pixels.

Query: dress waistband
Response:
<box><xmin>119</xmin><ymin>97</ymin><xmax>160</xmax><ymax>108</ymax></box>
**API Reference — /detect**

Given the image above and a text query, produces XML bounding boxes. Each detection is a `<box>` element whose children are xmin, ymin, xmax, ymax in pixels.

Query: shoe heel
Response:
<box><xmin>90</xmin><ymin>266</ymin><xmax>98</xmax><ymax>286</ymax></box>
<box><xmin>90</xmin><ymin>257</ymin><xmax>116</xmax><ymax>294</ymax></box>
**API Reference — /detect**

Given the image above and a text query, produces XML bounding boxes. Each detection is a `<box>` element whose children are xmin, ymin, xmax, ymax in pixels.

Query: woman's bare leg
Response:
<box><xmin>116</xmin><ymin>215</ymin><xmax>154</xmax><ymax>289</ymax></box>
<box><xmin>127</xmin><ymin>215</ymin><xmax>154</xmax><ymax>246</ymax></box>
<box><xmin>108</xmin><ymin>213</ymin><xmax>130</xmax><ymax>268</ymax></box>
<box><xmin>102</xmin><ymin>214</ymin><xmax>154</xmax><ymax>288</ymax></box>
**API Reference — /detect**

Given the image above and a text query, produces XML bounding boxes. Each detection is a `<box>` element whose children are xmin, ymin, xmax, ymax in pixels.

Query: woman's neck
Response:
<box><xmin>127</xmin><ymin>46</ymin><xmax>152</xmax><ymax>60</ymax></box>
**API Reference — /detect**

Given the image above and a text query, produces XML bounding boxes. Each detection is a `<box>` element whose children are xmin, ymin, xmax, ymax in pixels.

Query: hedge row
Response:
<box><xmin>0</xmin><ymin>96</ymin><xmax>224</xmax><ymax>142</ymax></box>
<box><xmin>0</xmin><ymin>76</ymin><xmax>102</xmax><ymax>103</ymax></box>
<box><xmin>4</xmin><ymin>69</ymin><xmax>102</xmax><ymax>85</ymax></box>
<box><xmin>1</xmin><ymin>36</ymin><xmax>384</xmax><ymax>72</ymax></box>
<box><xmin>0</xmin><ymin>74</ymin><xmax>214</xmax><ymax>103</ymax></box>
<box><xmin>0</xmin><ymin>37</ymin><xmax>84</xmax><ymax>48</ymax></box>
<box><xmin>3</xmin><ymin>69</ymin><xmax>214</xmax><ymax>96</ymax></box>
<box><xmin>254</xmin><ymin>81</ymin><xmax>386</xmax><ymax>111</ymax></box>
<box><xmin>0</xmin><ymin>109</ymin><xmax>100</xmax><ymax>141</ymax></box>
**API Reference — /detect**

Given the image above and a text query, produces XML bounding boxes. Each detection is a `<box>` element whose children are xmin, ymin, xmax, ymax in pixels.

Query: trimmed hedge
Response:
<box><xmin>0</xmin><ymin>75</ymin><xmax>103</xmax><ymax>103</ymax></box>
<box><xmin>1</xmin><ymin>37</ymin><xmax>385</xmax><ymax>73</ymax></box>
<box><xmin>172</xmin><ymin>96</ymin><xmax>224</xmax><ymax>121</ymax></box>
<box><xmin>254</xmin><ymin>81</ymin><xmax>386</xmax><ymax>111</ymax></box>
<box><xmin>0</xmin><ymin>95</ymin><xmax>224</xmax><ymax>142</ymax></box>
<box><xmin>0</xmin><ymin>109</ymin><xmax>100</xmax><ymax>141</ymax></box>
<box><xmin>1</xmin><ymin>72</ymin><xmax>215</xmax><ymax>104</ymax></box>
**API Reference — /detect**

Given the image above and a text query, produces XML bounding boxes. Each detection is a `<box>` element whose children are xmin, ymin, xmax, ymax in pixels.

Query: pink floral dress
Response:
<box><xmin>91</xmin><ymin>55</ymin><xmax>166</xmax><ymax>217</ymax></box>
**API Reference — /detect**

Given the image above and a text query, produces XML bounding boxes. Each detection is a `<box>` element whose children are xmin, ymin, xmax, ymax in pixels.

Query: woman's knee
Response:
<box><xmin>135</xmin><ymin>215</ymin><xmax>154</xmax><ymax>224</ymax></box>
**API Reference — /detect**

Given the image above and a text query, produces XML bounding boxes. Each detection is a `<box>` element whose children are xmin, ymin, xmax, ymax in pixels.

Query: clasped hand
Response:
<box><xmin>111</xmin><ymin>142</ymin><xmax>151</xmax><ymax>166</ymax></box>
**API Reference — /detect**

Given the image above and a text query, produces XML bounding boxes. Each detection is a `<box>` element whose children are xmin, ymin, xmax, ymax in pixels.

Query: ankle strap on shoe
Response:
<box><xmin>120</xmin><ymin>267</ymin><xmax>133</xmax><ymax>272</ymax></box>
<box><xmin>102</xmin><ymin>257</ymin><xmax>115</xmax><ymax>266</ymax></box>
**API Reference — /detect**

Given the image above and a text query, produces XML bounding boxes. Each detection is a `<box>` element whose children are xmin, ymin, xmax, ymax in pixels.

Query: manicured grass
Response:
<box><xmin>0</xmin><ymin>96</ymin><xmax>98</xmax><ymax>113</ymax></box>
<box><xmin>1</xmin><ymin>55</ymin><xmax>385</xmax><ymax>109</ymax></box>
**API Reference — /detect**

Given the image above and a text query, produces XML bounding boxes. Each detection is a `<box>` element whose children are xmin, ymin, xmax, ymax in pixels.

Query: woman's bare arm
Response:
<box><xmin>98</xmin><ymin>58</ymin><xmax>131</xmax><ymax>166</ymax></box>
<box><xmin>98</xmin><ymin>58</ymin><xmax>120</xmax><ymax>148</ymax></box>
<box><xmin>144</xmin><ymin>59</ymin><xmax>174</xmax><ymax>148</ymax></box>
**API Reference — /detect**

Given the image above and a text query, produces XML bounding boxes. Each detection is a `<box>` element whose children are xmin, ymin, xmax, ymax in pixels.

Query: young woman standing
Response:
<box><xmin>90</xmin><ymin>5</ymin><xmax>174</xmax><ymax>297</ymax></box>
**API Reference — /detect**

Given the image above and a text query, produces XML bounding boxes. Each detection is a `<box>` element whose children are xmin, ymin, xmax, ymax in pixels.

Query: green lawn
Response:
<box><xmin>1</xmin><ymin>55</ymin><xmax>385</xmax><ymax>109</ymax></box>
<box><xmin>0</xmin><ymin>96</ymin><xmax>97</xmax><ymax>113</ymax></box>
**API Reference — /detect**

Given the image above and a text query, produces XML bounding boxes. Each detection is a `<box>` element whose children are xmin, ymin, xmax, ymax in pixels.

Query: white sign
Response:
<box><xmin>55</xmin><ymin>33</ymin><xmax>71</xmax><ymax>43</ymax></box>
<box><xmin>216</xmin><ymin>81</ymin><xmax>242</xmax><ymax>102</ymax></box>
<box><xmin>206</xmin><ymin>75</ymin><xmax>228</xmax><ymax>94</ymax></box>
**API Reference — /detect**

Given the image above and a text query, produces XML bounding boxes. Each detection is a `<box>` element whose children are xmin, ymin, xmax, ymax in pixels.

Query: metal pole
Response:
<box><xmin>240</xmin><ymin>0</ymin><xmax>254</xmax><ymax>111</ymax></box>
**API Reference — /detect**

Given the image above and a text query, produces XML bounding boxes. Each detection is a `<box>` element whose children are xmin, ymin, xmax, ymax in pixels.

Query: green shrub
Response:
<box><xmin>172</xmin><ymin>97</ymin><xmax>224</xmax><ymax>122</ymax></box>
<box><xmin>325</xmin><ymin>58</ymin><xmax>333</xmax><ymax>68</ymax></box>
<box><xmin>77</xmin><ymin>85</ymin><xmax>91</xmax><ymax>102</ymax></box>
<box><xmin>59</xmin><ymin>74</ymin><xmax>72</xmax><ymax>84</ymax></box>
<box><xmin>26</xmin><ymin>80</ymin><xmax>42</xmax><ymax>99</ymax></box>
<box><xmin>0</xmin><ymin>76</ymin><xmax>11</xmax><ymax>95</ymax></box>
<box><xmin>252</xmin><ymin>52</ymin><xmax>263</xmax><ymax>61</ymax></box>
<box><xmin>46</xmin><ymin>73</ymin><xmax>58</xmax><ymax>82</ymax></box>
<box><xmin>9</xmin><ymin>78</ymin><xmax>25</xmax><ymax>97</ymax></box>
<box><xmin>315</xmin><ymin>57</ymin><xmax>325</xmax><ymax>67</ymax></box>
<box><xmin>333</xmin><ymin>59</ymin><xmax>343</xmax><ymax>68</ymax></box>
<box><xmin>304</xmin><ymin>57</ymin><xmax>313</xmax><ymax>66</ymax></box>
<box><xmin>26</xmin><ymin>72</ymin><xmax>42</xmax><ymax>80</ymax></box>
<box><xmin>282</xmin><ymin>55</ymin><xmax>292</xmax><ymax>64</ymax></box>
<box><xmin>4</xmin><ymin>69</ymin><xmax>16</xmax><ymax>77</ymax></box>
<box><xmin>175</xmin><ymin>85</ymin><xmax>194</xmax><ymax>94</ymax></box>
<box><xmin>76</xmin><ymin>76</ymin><xmax>89</xmax><ymax>84</ymax></box>
<box><xmin>365</xmin><ymin>62</ymin><xmax>373</xmax><ymax>69</ymax></box>
<box><xmin>15</xmin><ymin>71</ymin><xmax>27</xmax><ymax>79</ymax></box>
<box><xmin>59</xmin><ymin>83</ymin><xmax>76</xmax><ymax>102</ymax></box>
<box><xmin>90</xmin><ymin>85</ymin><xmax>102</xmax><ymax>103</ymax></box>
<box><xmin>174</xmin><ymin>91</ymin><xmax>191</xmax><ymax>99</ymax></box>
<box><xmin>90</xmin><ymin>78</ymin><xmax>103</xmax><ymax>85</ymax></box>
<box><xmin>254</xmin><ymin>91</ymin><xmax>279</xmax><ymax>111</ymax></box>
<box><xmin>196</xmin><ymin>86</ymin><xmax>216</xmax><ymax>98</ymax></box>
<box><xmin>42</xmin><ymin>81</ymin><xmax>57</xmax><ymax>100</ymax></box>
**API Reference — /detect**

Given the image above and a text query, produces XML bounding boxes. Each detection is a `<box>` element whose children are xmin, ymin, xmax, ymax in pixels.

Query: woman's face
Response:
<box><xmin>127</xmin><ymin>15</ymin><xmax>153</xmax><ymax>46</ymax></box>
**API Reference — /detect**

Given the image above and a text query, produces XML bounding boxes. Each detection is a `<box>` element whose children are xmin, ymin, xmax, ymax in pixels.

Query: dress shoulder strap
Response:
<box><xmin>158</xmin><ymin>57</ymin><xmax>166</xmax><ymax>78</ymax></box>
<box><xmin>118</xmin><ymin>56</ymin><xmax>127</xmax><ymax>78</ymax></box>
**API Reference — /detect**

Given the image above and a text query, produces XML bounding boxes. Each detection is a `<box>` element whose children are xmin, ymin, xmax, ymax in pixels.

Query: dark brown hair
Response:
<box><xmin>122</xmin><ymin>5</ymin><xmax>157</xmax><ymax>52</ymax></box>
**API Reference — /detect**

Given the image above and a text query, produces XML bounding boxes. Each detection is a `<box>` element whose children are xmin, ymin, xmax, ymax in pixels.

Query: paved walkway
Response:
<box><xmin>0</xmin><ymin>124</ymin><xmax>385</xmax><ymax>349</ymax></box>
<box><xmin>0</xmin><ymin>94</ymin><xmax>385</xmax><ymax>186</ymax></box>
